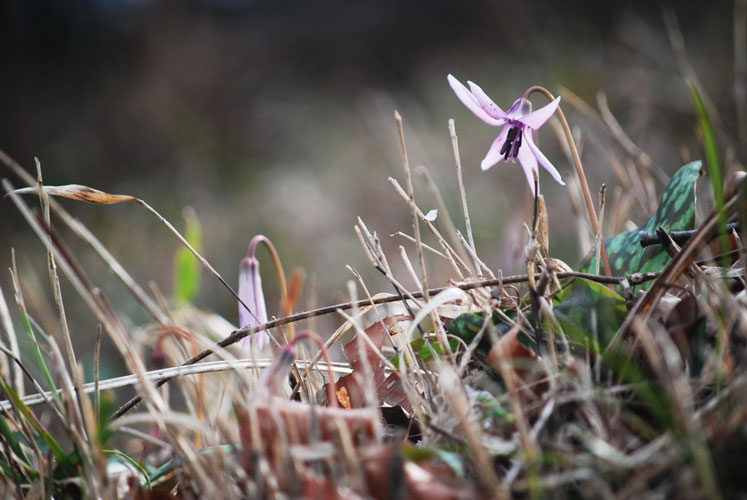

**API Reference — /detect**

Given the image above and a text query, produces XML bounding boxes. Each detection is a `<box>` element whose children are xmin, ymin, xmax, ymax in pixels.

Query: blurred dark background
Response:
<box><xmin>0</xmin><ymin>0</ymin><xmax>741</xmax><ymax>379</ymax></box>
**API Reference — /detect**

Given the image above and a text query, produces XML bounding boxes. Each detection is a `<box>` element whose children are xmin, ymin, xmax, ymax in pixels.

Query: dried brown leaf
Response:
<box><xmin>14</xmin><ymin>184</ymin><xmax>136</xmax><ymax>204</ymax></box>
<box><xmin>334</xmin><ymin>315</ymin><xmax>409</xmax><ymax>409</ymax></box>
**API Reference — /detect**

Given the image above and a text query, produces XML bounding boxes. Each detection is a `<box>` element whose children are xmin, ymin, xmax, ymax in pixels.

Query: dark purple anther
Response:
<box><xmin>500</xmin><ymin>126</ymin><xmax>522</xmax><ymax>160</ymax></box>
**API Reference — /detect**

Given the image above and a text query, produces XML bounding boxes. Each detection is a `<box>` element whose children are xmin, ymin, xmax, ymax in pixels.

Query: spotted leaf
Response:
<box><xmin>581</xmin><ymin>161</ymin><xmax>703</xmax><ymax>289</ymax></box>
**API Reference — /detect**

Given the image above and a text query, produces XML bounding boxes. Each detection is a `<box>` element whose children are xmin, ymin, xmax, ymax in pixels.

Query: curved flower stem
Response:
<box><xmin>525</xmin><ymin>85</ymin><xmax>613</xmax><ymax>278</ymax></box>
<box><xmin>250</xmin><ymin>235</ymin><xmax>294</xmax><ymax>341</ymax></box>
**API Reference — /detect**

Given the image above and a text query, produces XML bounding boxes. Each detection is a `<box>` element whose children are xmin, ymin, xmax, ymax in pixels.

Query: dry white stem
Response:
<box><xmin>395</xmin><ymin>111</ymin><xmax>431</xmax><ymax>305</ymax></box>
<box><xmin>457</xmin><ymin>230</ymin><xmax>496</xmax><ymax>279</ymax></box>
<box><xmin>399</xmin><ymin>245</ymin><xmax>423</xmax><ymax>294</ymax></box>
<box><xmin>388</xmin><ymin>176</ymin><xmax>468</xmax><ymax>276</ymax></box>
<box><xmin>449</xmin><ymin>119</ymin><xmax>481</xmax><ymax>273</ymax></box>
<box><xmin>391</xmin><ymin>231</ymin><xmax>448</xmax><ymax>260</ymax></box>
<box><xmin>0</xmin><ymin>284</ymin><xmax>23</xmax><ymax>395</ymax></box>
<box><xmin>415</xmin><ymin>164</ymin><xmax>475</xmax><ymax>275</ymax></box>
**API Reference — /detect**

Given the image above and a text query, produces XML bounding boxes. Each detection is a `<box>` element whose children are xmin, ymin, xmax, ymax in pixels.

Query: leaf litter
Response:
<box><xmin>1</xmin><ymin>67</ymin><xmax>747</xmax><ymax>499</ymax></box>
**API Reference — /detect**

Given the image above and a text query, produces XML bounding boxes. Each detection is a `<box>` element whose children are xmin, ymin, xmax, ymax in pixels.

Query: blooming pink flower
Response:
<box><xmin>448</xmin><ymin>74</ymin><xmax>565</xmax><ymax>197</ymax></box>
<box><xmin>238</xmin><ymin>236</ymin><xmax>270</xmax><ymax>349</ymax></box>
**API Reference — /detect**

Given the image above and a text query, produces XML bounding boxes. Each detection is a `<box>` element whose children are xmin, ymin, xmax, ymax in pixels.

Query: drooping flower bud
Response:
<box><xmin>238</xmin><ymin>236</ymin><xmax>270</xmax><ymax>349</ymax></box>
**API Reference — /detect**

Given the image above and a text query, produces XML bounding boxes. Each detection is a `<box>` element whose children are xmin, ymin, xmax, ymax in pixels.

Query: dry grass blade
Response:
<box><xmin>5</xmin><ymin>51</ymin><xmax>741</xmax><ymax>495</ymax></box>
<box><xmin>0</xmin><ymin>358</ymin><xmax>351</xmax><ymax>411</ymax></box>
<box><xmin>388</xmin><ymin>177</ymin><xmax>469</xmax><ymax>275</ymax></box>
<box><xmin>448</xmin><ymin>118</ymin><xmax>481</xmax><ymax>273</ymax></box>
<box><xmin>395</xmin><ymin>111</ymin><xmax>432</xmax><ymax>300</ymax></box>
<box><xmin>33</xmin><ymin>164</ymin><xmax>79</xmax><ymax>379</ymax></box>
<box><xmin>391</xmin><ymin>231</ymin><xmax>449</xmax><ymax>260</ymax></box>
<box><xmin>3</xmin><ymin>179</ymin><xmax>172</xmax><ymax>421</ymax></box>
<box><xmin>595</xmin><ymin>92</ymin><xmax>666</xmax><ymax>184</ymax></box>
<box><xmin>415</xmin><ymin>165</ymin><xmax>475</xmax><ymax>275</ymax></box>
<box><xmin>1</xmin><ymin>150</ymin><xmax>170</xmax><ymax>325</ymax></box>
<box><xmin>13</xmin><ymin>184</ymin><xmax>136</xmax><ymax>204</ymax></box>
<box><xmin>111</xmin><ymin>266</ymin><xmax>657</xmax><ymax>418</ymax></box>
<box><xmin>11</xmin><ymin>181</ymin><xmax>253</xmax><ymax>325</ymax></box>
<box><xmin>0</xmin><ymin>283</ymin><xmax>23</xmax><ymax>395</ymax></box>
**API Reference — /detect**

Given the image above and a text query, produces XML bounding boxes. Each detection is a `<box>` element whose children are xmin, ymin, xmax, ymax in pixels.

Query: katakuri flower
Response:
<box><xmin>448</xmin><ymin>74</ymin><xmax>565</xmax><ymax>197</ymax></box>
<box><xmin>238</xmin><ymin>236</ymin><xmax>270</xmax><ymax>350</ymax></box>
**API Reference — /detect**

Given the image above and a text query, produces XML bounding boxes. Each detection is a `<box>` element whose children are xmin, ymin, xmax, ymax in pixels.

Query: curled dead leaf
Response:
<box><xmin>329</xmin><ymin>315</ymin><xmax>410</xmax><ymax>409</ymax></box>
<box><xmin>14</xmin><ymin>184</ymin><xmax>136</xmax><ymax>204</ymax></box>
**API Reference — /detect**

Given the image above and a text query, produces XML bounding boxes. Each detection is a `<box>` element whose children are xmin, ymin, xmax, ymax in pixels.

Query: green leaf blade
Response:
<box><xmin>172</xmin><ymin>207</ymin><xmax>203</xmax><ymax>305</ymax></box>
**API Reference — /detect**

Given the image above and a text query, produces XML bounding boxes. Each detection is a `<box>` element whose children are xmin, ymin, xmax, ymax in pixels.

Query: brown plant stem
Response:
<box><xmin>249</xmin><ymin>235</ymin><xmax>294</xmax><ymax>342</ymax></box>
<box><xmin>525</xmin><ymin>85</ymin><xmax>614</xmax><ymax>278</ymax></box>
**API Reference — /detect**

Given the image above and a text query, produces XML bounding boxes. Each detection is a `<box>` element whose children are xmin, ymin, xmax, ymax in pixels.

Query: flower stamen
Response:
<box><xmin>500</xmin><ymin>126</ymin><xmax>523</xmax><ymax>160</ymax></box>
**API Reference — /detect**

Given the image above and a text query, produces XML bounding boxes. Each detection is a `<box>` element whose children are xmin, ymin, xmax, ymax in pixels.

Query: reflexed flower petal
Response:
<box><xmin>517</xmin><ymin>142</ymin><xmax>540</xmax><ymax>197</ymax></box>
<box><xmin>448</xmin><ymin>74</ymin><xmax>506</xmax><ymax>127</ymax></box>
<box><xmin>525</xmin><ymin>133</ymin><xmax>565</xmax><ymax>185</ymax></box>
<box><xmin>521</xmin><ymin>96</ymin><xmax>561</xmax><ymax>129</ymax></box>
<box><xmin>480</xmin><ymin>126</ymin><xmax>510</xmax><ymax>171</ymax></box>
<box><xmin>466</xmin><ymin>81</ymin><xmax>506</xmax><ymax>120</ymax></box>
<box><xmin>448</xmin><ymin>75</ymin><xmax>565</xmax><ymax>197</ymax></box>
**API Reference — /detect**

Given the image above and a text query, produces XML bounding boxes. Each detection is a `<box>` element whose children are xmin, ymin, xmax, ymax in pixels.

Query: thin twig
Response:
<box><xmin>111</xmin><ymin>269</ymin><xmax>658</xmax><ymax>419</ymax></box>
<box><xmin>639</xmin><ymin>221</ymin><xmax>740</xmax><ymax>247</ymax></box>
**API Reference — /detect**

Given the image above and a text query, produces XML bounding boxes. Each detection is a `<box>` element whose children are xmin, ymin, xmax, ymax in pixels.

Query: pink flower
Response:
<box><xmin>448</xmin><ymin>74</ymin><xmax>565</xmax><ymax>197</ymax></box>
<box><xmin>238</xmin><ymin>236</ymin><xmax>270</xmax><ymax>349</ymax></box>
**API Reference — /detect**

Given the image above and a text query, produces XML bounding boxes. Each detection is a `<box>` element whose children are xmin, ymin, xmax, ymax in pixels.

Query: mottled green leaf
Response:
<box><xmin>581</xmin><ymin>161</ymin><xmax>703</xmax><ymax>289</ymax></box>
<box><xmin>390</xmin><ymin>337</ymin><xmax>459</xmax><ymax>368</ymax></box>
<box><xmin>446</xmin><ymin>311</ymin><xmax>503</xmax><ymax>350</ymax></box>
<box><xmin>390</xmin><ymin>311</ymin><xmax>507</xmax><ymax>367</ymax></box>
<box><xmin>172</xmin><ymin>207</ymin><xmax>202</xmax><ymax>304</ymax></box>
<box><xmin>553</xmin><ymin>278</ymin><xmax>627</xmax><ymax>348</ymax></box>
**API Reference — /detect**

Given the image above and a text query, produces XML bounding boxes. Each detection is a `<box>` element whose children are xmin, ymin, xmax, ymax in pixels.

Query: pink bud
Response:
<box><xmin>238</xmin><ymin>236</ymin><xmax>270</xmax><ymax>349</ymax></box>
